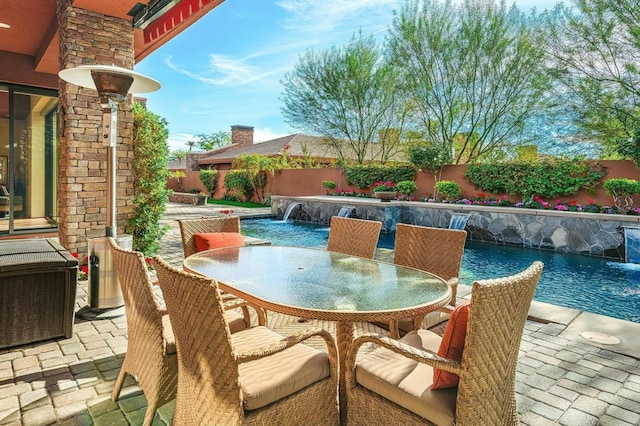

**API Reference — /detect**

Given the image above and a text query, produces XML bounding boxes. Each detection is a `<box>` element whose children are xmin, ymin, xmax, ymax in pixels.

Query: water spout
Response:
<box><xmin>449</xmin><ymin>213</ymin><xmax>471</xmax><ymax>230</ymax></box>
<box><xmin>337</xmin><ymin>206</ymin><xmax>355</xmax><ymax>217</ymax></box>
<box><xmin>283</xmin><ymin>202</ymin><xmax>302</xmax><ymax>221</ymax></box>
<box><xmin>623</xmin><ymin>227</ymin><xmax>640</xmax><ymax>264</ymax></box>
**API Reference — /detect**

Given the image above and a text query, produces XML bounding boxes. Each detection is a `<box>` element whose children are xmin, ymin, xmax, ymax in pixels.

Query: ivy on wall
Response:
<box><xmin>465</xmin><ymin>160</ymin><xmax>607</xmax><ymax>201</ymax></box>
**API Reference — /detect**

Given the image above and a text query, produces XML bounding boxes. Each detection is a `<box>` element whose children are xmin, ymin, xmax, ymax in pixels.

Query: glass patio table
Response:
<box><xmin>183</xmin><ymin>245</ymin><xmax>451</xmax><ymax>423</ymax></box>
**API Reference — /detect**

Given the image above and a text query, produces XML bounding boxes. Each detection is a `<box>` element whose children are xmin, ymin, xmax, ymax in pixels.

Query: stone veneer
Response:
<box><xmin>57</xmin><ymin>1</ymin><xmax>135</xmax><ymax>254</ymax></box>
<box><xmin>271</xmin><ymin>196</ymin><xmax>640</xmax><ymax>260</ymax></box>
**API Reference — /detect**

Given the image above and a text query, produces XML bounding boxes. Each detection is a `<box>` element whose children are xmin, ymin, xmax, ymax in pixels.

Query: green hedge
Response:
<box><xmin>345</xmin><ymin>164</ymin><xmax>416</xmax><ymax>189</ymax></box>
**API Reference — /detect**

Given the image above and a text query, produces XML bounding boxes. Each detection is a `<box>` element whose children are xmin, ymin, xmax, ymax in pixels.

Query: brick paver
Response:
<box><xmin>0</xmin><ymin>202</ymin><xmax>638</xmax><ymax>425</ymax></box>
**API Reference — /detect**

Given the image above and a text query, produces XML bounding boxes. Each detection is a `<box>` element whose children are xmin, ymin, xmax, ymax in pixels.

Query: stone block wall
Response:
<box><xmin>271</xmin><ymin>196</ymin><xmax>640</xmax><ymax>260</ymax></box>
<box><xmin>57</xmin><ymin>2</ymin><xmax>135</xmax><ymax>254</ymax></box>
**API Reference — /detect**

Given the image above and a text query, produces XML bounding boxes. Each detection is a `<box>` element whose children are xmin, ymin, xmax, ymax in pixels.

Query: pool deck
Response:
<box><xmin>1</xmin><ymin>202</ymin><xmax>639</xmax><ymax>425</ymax></box>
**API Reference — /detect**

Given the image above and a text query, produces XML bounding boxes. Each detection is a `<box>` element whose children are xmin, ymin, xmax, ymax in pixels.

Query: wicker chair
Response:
<box><xmin>107</xmin><ymin>238</ymin><xmax>178</xmax><ymax>426</ymax></box>
<box><xmin>392</xmin><ymin>224</ymin><xmax>467</xmax><ymax>336</ymax></box>
<box><xmin>178</xmin><ymin>216</ymin><xmax>266</xmax><ymax>325</ymax></box>
<box><xmin>153</xmin><ymin>256</ymin><xmax>340</xmax><ymax>425</ymax></box>
<box><xmin>327</xmin><ymin>216</ymin><xmax>382</xmax><ymax>259</ymax></box>
<box><xmin>178</xmin><ymin>216</ymin><xmax>242</xmax><ymax>258</ymax></box>
<box><xmin>108</xmin><ymin>239</ymin><xmax>254</xmax><ymax>425</ymax></box>
<box><xmin>346</xmin><ymin>261</ymin><xmax>543</xmax><ymax>426</ymax></box>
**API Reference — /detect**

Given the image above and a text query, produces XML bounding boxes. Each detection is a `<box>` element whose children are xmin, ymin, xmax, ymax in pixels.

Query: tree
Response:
<box><xmin>186</xmin><ymin>140</ymin><xmax>197</xmax><ymax>152</ymax></box>
<box><xmin>281</xmin><ymin>31</ymin><xmax>407</xmax><ymax>164</ymax></box>
<box><xmin>170</xmin><ymin>150</ymin><xmax>187</xmax><ymax>164</ymax></box>
<box><xmin>195</xmin><ymin>131</ymin><xmax>231</xmax><ymax>151</ymax></box>
<box><xmin>387</xmin><ymin>0</ymin><xmax>551</xmax><ymax>164</ymax></box>
<box><xmin>545</xmin><ymin>0</ymin><xmax>640</xmax><ymax>156</ymax></box>
<box><xmin>405</xmin><ymin>134</ymin><xmax>452</xmax><ymax>198</ymax></box>
<box><xmin>126</xmin><ymin>103</ymin><xmax>171</xmax><ymax>256</ymax></box>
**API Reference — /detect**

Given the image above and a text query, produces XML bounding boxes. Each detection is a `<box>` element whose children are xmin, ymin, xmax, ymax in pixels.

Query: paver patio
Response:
<box><xmin>1</xmin><ymin>202</ymin><xmax>639</xmax><ymax>425</ymax></box>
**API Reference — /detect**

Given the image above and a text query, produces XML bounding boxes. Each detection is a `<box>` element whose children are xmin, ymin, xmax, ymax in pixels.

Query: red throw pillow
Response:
<box><xmin>431</xmin><ymin>300</ymin><xmax>470</xmax><ymax>389</ymax></box>
<box><xmin>194</xmin><ymin>232</ymin><xmax>245</xmax><ymax>252</ymax></box>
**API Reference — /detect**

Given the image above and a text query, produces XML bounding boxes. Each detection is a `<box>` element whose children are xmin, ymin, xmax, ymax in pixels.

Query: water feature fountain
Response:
<box><xmin>282</xmin><ymin>202</ymin><xmax>302</xmax><ymax>221</ymax></box>
<box><xmin>449</xmin><ymin>213</ymin><xmax>471</xmax><ymax>230</ymax></box>
<box><xmin>623</xmin><ymin>227</ymin><xmax>640</xmax><ymax>264</ymax></box>
<box><xmin>337</xmin><ymin>206</ymin><xmax>355</xmax><ymax>217</ymax></box>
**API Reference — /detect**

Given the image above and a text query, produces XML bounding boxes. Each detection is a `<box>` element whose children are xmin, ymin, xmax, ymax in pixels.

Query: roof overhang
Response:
<box><xmin>0</xmin><ymin>0</ymin><xmax>225</xmax><ymax>88</ymax></box>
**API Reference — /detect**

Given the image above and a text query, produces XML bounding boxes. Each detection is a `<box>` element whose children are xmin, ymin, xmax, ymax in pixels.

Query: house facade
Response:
<box><xmin>1</xmin><ymin>0</ymin><xmax>224</xmax><ymax>253</ymax></box>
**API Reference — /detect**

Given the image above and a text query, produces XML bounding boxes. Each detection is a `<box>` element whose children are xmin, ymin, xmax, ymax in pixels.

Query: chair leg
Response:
<box><xmin>143</xmin><ymin>401</ymin><xmax>158</xmax><ymax>426</ymax></box>
<box><xmin>111</xmin><ymin>368</ymin><xmax>127</xmax><ymax>401</ymax></box>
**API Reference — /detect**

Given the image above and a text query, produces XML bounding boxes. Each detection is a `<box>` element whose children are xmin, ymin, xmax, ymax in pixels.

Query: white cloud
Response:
<box><xmin>254</xmin><ymin>127</ymin><xmax>289</xmax><ymax>143</ymax></box>
<box><xmin>167</xmin><ymin>132</ymin><xmax>194</xmax><ymax>152</ymax></box>
<box><xmin>164</xmin><ymin>55</ymin><xmax>288</xmax><ymax>87</ymax></box>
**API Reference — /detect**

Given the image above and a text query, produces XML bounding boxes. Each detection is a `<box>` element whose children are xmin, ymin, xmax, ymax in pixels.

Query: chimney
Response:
<box><xmin>231</xmin><ymin>125</ymin><xmax>254</xmax><ymax>147</ymax></box>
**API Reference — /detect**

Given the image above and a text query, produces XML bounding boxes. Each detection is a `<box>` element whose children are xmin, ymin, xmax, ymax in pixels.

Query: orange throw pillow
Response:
<box><xmin>431</xmin><ymin>300</ymin><xmax>470</xmax><ymax>389</ymax></box>
<box><xmin>194</xmin><ymin>232</ymin><xmax>245</xmax><ymax>252</ymax></box>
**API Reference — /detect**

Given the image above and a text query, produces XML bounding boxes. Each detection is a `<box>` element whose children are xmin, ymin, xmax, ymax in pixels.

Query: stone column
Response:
<box><xmin>57</xmin><ymin>1</ymin><xmax>135</xmax><ymax>254</ymax></box>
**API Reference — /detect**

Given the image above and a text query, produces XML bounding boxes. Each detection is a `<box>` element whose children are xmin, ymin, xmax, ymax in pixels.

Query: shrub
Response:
<box><xmin>604</xmin><ymin>178</ymin><xmax>640</xmax><ymax>213</ymax></box>
<box><xmin>199</xmin><ymin>169</ymin><xmax>219</xmax><ymax>197</ymax></box>
<box><xmin>126</xmin><ymin>102</ymin><xmax>171</xmax><ymax>256</ymax></box>
<box><xmin>322</xmin><ymin>180</ymin><xmax>337</xmax><ymax>191</ymax></box>
<box><xmin>224</xmin><ymin>170</ymin><xmax>254</xmax><ymax>201</ymax></box>
<box><xmin>346</xmin><ymin>164</ymin><xmax>416</xmax><ymax>189</ymax></box>
<box><xmin>466</xmin><ymin>160</ymin><xmax>607</xmax><ymax>201</ymax></box>
<box><xmin>396</xmin><ymin>180</ymin><xmax>417</xmax><ymax>196</ymax></box>
<box><xmin>435</xmin><ymin>180</ymin><xmax>461</xmax><ymax>201</ymax></box>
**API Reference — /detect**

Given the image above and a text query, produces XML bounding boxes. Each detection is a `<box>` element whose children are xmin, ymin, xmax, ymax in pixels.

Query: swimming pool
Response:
<box><xmin>241</xmin><ymin>218</ymin><xmax>640</xmax><ymax>323</ymax></box>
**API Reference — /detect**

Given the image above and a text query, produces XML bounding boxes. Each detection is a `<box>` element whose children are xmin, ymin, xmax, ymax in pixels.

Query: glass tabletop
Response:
<box><xmin>184</xmin><ymin>246</ymin><xmax>449</xmax><ymax>314</ymax></box>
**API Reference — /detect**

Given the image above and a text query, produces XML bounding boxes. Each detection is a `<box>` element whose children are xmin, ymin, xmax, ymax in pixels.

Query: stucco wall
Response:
<box><xmin>169</xmin><ymin>160</ymin><xmax>640</xmax><ymax>208</ymax></box>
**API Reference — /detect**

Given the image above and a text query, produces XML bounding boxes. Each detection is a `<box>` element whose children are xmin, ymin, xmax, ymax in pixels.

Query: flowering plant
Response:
<box><xmin>219</xmin><ymin>209</ymin><xmax>234</xmax><ymax>215</ymax></box>
<box><xmin>371</xmin><ymin>181</ymin><xmax>397</xmax><ymax>192</ymax></box>
<box><xmin>71</xmin><ymin>252</ymin><xmax>89</xmax><ymax>280</ymax></box>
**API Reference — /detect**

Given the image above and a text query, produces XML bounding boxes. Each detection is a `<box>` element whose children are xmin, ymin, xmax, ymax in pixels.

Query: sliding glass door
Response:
<box><xmin>0</xmin><ymin>85</ymin><xmax>58</xmax><ymax>235</ymax></box>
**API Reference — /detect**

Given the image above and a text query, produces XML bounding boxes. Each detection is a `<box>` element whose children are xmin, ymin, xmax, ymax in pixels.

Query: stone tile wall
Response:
<box><xmin>271</xmin><ymin>196</ymin><xmax>640</xmax><ymax>260</ymax></box>
<box><xmin>57</xmin><ymin>2</ymin><xmax>135</xmax><ymax>254</ymax></box>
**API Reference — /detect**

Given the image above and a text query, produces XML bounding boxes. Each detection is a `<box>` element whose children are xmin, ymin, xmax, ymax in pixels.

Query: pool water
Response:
<box><xmin>241</xmin><ymin>218</ymin><xmax>640</xmax><ymax>323</ymax></box>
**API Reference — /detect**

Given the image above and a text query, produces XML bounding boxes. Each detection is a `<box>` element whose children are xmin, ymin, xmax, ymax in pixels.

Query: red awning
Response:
<box><xmin>143</xmin><ymin>0</ymin><xmax>213</xmax><ymax>44</ymax></box>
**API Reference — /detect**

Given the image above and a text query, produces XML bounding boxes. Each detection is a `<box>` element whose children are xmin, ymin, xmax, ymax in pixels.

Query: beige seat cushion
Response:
<box><xmin>162</xmin><ymin>310</ymin><xmax>246</xmax><ymax>355</ymax></box>
<box><xmin>355</xmin><ymin>329</ymin><xmax>457</xmax><ymax>425</ymax></box>
<box><xmin>232</xmin><ymin>326</ymin><xmax>331</xmax><ymax>411</ymax></box>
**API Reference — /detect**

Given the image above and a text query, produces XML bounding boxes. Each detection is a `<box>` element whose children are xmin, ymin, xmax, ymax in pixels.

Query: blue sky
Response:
<box><xmin>134</xmin><ymin>0</ymin><xmax>559</xmax><ymax>152</ymax></box>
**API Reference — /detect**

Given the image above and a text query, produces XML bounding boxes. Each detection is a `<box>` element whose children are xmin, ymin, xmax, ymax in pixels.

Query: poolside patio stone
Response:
<box><xmin>0</xmin><ymin>201</ymin><xmax>639</xmax><ymax>425</ymax></box>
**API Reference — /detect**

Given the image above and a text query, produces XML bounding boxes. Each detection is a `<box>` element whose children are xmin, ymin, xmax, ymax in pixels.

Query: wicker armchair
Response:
<box><xmin>107</xmin><ymin>238</ymin><xmax>178</xmax><ymax>426</ymax></box>
<box><xmin>178</xmin><ymin>216</ymin><xmax>242</xmax><ymax>258</ymax></box>
<box><xmin>178</xmin><ymin>216</ymin><xmax>266</xmax><ymax>325</ymax></box>
<box><xmin>153</xmin><ymin>256</ymin><xmax>340</xmax><ymax>425</ymax></box>
<box><xmin>346</xmin><ymin>261</ymin><xmax>543</xmax><ymax>426</ymax></box>
<box><xmin>392</xmin><ymin>224</ymin><xmax>467</xmax><ymax>336</ymax></box>
<box><xmin>108</xmin><ymin>239</ymin><xmax>254</xmax><ymax>425</ymax></box>
<box><xmin>327</xmin><ymin>216</ymin><xmax>382</xmax><ymax>259</ymax></box>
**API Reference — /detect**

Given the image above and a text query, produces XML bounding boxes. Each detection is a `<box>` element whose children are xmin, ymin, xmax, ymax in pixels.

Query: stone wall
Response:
<box><xmin>271</xmin><ymin>196</ymin><xmax>640</xmax><ymax>260</ymax></box>
<box><xmin>57</xmin><ymin>2</ymin><xmax>135</xmax><ymax>253</ymax></box>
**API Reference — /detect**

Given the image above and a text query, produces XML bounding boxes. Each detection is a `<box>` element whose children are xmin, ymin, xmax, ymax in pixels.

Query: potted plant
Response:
<box><xmin>196</xmin><ymin>192</ymin><xmax>208</xmax><ymax>205</ymax></box>
<box><xmin>371</xmin><ymin>181</ymin><xmax>398</xmax><ymax>202</ymax></box>
<box><xmin>322</xmin><ymin>180</ymin><xmax>337</xmax><ymax>195</ymax></box>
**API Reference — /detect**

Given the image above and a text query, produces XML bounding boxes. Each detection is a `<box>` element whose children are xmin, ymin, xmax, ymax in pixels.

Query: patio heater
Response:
<box><xmin>59</xmin><ymin>65</ymin><xmax>161</xmax><ymax>319</ymax></box>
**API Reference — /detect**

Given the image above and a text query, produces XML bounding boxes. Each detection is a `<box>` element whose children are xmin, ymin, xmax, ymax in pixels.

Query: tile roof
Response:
<box><xmin>197</xmin><ymin>133</ymin><xmax>408</xmax><ymax>165</ymax></box>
